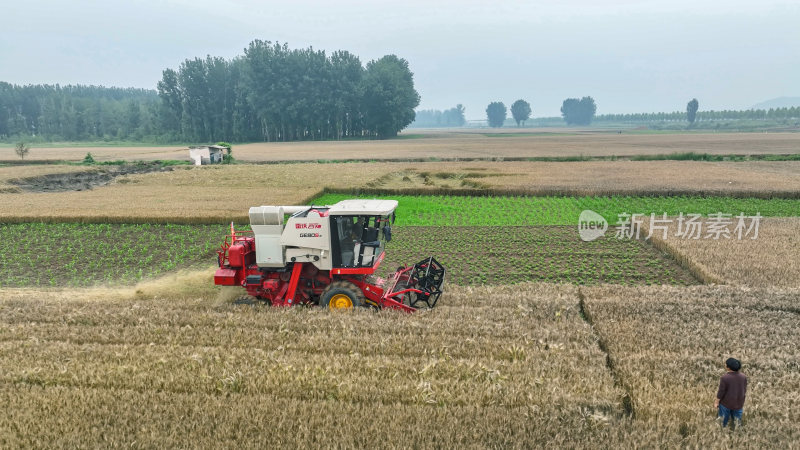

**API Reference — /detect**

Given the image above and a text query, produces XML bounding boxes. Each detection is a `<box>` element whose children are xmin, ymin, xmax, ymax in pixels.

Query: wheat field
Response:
<box><xmin>645</xmin><ymin>217</ymin><xmax>800</xmax><ymax>287</ymax></box>
<box><xmin>1</xmin><ymin>276</ymin><xmax>797</xmax><ymax>447</ymax></box>
<box><xmin>582</xmin><ymin>284</ymin><xmax>800</xmax><ymax>446</ymax></box>
<box><xmin>3</xmin><ymin>131</ymin><xmax>800</xmax><ymax>163</ymax></box>
<box><xmin>1</xmin><ymin>131</ymin><xmax>799</xmax><ymax>446</ymax></box>
<box><xmin>2</xmin><ymin>160</ymin><xmax>799</xmax><ymax>223</ymax></box>
<box><xmin>0</xmin><ymin>281</ymin><xmax>624</xmax><ymax>448</ymax></box>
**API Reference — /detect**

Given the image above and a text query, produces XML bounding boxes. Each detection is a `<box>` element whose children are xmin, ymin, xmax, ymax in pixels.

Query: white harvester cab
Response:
<box><xmin>248</xmin><ymin>199</ymin><xmax>398</xmax><ymax>272</ymax></box>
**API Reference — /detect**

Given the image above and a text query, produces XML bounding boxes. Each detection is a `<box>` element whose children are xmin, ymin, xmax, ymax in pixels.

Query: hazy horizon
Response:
<box><xmin>2</xmin><ymin>0</ymin><xmax>798</xmax><ymax>120</ymax></box>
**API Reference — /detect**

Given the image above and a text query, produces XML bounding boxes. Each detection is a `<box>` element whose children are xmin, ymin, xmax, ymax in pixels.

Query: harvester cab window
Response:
<box><xmin>331</xmin><ymin>215</ymin><xmax>388</xmax><ymax>268</ymax></box>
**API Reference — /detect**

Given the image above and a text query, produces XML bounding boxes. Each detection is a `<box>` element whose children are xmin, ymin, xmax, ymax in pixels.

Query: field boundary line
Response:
<box><xmin>577</xmin><ymin>288</ymin><xmax>636</xmax><ymax>418</ymax></box>
<box><xmin>320</xmin><ymin>186</ymin><xmax>800</xmax><ymax>200</ymax></box>
<box><xmin>7</xmin><ymin>152</ymin><xmax>800</xmax><ymax>165</ymax></box>
<box><xmin>0</xmin><ymin>215</ymin><xmax>249</xmax><ymax>225</ymax></box>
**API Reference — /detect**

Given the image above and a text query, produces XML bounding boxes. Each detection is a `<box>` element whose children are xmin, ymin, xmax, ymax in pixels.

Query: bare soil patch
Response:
<box><xmin>6</xmin><ymin>163</ymin><xmax>175</xmax><ymax>193</ymax></box>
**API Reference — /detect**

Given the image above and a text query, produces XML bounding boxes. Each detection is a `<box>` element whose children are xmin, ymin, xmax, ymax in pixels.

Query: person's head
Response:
<box><xmin>725</xmin><ymin>358</ymin><xmax>741</xmax><ymax>372</ymax></box>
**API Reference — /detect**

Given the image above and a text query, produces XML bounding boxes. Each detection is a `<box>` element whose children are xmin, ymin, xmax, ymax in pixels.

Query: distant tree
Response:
<box><xmin>561</xmin><ymin>96</ymin><xmax>597</xmax><ymax>125</ymax></box>
<box><xmin>410</xmin><ymin>104</ymin><xmax>466</xmax><ymax>128</ymax></box>
<box><xmin>361</xmin><ymin>55</ymin><xmax>421</xmax><ymax>138</ymax></box>
<box><xmin>450</xmin><ymin>104</ymin><xmax>466</xmax><ymax>126</ymax></box>
<box><xmin>686</xmin><ymin>98</ymin><xmax>699</xmax><ymax>124</ymax></box>
<box><xmin>486</xmin><ymin>102</ymin><xmax>507</xmax><ymax>128</ymax></box>
<box><xmin>14</xmin><ymin>142</ymin><xmax>30</xmax><ymax>160</ymax></box>
<box><xmin>510</xmin><ymin>99</ymin><xmax>532</xmax><ymax>127</ymax></box>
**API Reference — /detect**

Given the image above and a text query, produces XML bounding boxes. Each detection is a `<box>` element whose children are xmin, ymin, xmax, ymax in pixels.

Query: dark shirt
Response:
<box><xmin>717</xmin><ymin>371</ymin><xmax>747</xmax><ymax>410</ymax></box>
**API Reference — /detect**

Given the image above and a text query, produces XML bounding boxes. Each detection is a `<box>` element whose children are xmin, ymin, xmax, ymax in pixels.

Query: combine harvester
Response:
<box><xmin>214</xmin><ymin>199</ymin><xmax>445</xmax><ymax>312</ymax></box>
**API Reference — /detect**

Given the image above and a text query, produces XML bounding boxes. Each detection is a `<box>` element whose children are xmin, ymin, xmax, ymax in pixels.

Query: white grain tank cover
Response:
<box><xmin>249</xmin><ymin>206</ymin><xmax>284</xmax><ymax>225</ymax></box>
<box><xmin>327</xmin><ymin>199</ymin><xmax>399</xmax><ymax>216</ymax></box>
<box><xmin>249</xmin><ymin>206</ymin><xmax>285</xmax><ymax>267</ymax></box>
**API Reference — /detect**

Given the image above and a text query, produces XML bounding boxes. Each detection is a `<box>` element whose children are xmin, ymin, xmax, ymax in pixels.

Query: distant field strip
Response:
<box><xmin>315</xmin><ymin>193</ymin><xmax>800</xmax><ymax>226</ymax></box>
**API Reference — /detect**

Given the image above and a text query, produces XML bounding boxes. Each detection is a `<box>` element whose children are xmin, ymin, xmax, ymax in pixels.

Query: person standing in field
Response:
<box><xmin>715</xmin><ymin>357</ymin><xmax>747</xmax><ymax>429</ymax></box>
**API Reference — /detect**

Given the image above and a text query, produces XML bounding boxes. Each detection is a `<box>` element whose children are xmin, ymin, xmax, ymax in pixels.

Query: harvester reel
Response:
<box><xmin>404</xmin><ymin>256</ymin><xmax>445</xmax><ymax>309</ymax></box>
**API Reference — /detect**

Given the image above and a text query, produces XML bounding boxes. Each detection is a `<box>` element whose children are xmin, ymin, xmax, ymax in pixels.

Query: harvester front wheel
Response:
<box><xmin>319</xmin><ymin>281</ymin><xmax>364</xmax><ymax>310</ymax></box>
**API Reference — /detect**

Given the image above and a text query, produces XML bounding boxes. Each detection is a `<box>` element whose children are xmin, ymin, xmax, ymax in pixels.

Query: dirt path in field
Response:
<box><xmin>7</xmin><ymin>163</ymin><xmax>175</xmax><ymax>193</ymax></box>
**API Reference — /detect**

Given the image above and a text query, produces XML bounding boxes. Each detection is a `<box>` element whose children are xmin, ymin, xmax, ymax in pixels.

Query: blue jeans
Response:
<box><xmin>718</xmin><ymin>404</ymin><xmax>743</xmax><ymax>428</ymax></box>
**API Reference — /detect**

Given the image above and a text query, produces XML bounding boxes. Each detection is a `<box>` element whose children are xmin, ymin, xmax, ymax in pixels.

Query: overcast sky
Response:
<box><xmin>2</xmin><ymin>0</ymin><xmax>798</xmax><ymax>119</ymax></box>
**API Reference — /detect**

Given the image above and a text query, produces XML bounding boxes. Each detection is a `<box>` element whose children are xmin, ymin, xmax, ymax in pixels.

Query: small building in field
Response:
<box><xmin>189</xmin><ymin>145</ymin><xmax>226</xmax><ymax>165</ymax></box>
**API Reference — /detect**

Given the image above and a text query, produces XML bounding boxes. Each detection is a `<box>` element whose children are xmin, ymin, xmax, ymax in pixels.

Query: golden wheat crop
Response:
<box><xmin>645</xmin><ymin>217</ymin><xmax>800</xmax><ymax>287</ymax></box>
<box><xmin>2</xmin><ymin>276</ymin><xmax>798</xmax><ymax>447</ymax></box>
<box><xmin>5</xmin><ymin>131</ymin><xmax>800</xmax><ymax>163</ymax></box>
<box><xmin>0</xmin><ymin>280</ymin><xmax>629</xmax><ymax>448</ymax></box>
<box><xmin>581</xmin><ymin>284</ymin><xmax>800</xmax><ymax>446</ymax></box>
<box><xmin>2</xmin><ymin>159</ymin><xmax>798</xmax><ymax>223</ymax></box>
<box><xmin>0</xmin><ymin>163</ymin><xmax>397</xmax><ymax>223</ymax></box>
<box><xmin>385</xmin><ymin>161</ymin><xmax>800</xmax><ymax>198</ymax></box>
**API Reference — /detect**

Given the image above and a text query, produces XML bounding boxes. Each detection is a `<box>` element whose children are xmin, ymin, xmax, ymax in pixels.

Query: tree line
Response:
<box><xmin>0</xmin><ymin>82</ymin><xmax>160</xmax><ymax>141</ymax></box>
<box><xmin>484</xmin><ymin>97</ymin><xmax>595</xmax><ymax>127</ymax></box>
<box><xmin>409</xmin><ymin>105</ymin><xmax>466</xmax><ymax>128</ymax></box>
<box><xmin>1</xmin><ymin>40</ymin><xmax>420</xmax><ymax>142</ymax></box>
<box><xmin>483</xmin><ymin>96</ymin><xmax>798</xmax><ymax>128</ymax></box>
<box><xmin>596</xmin><ymin>106</ymin><xmax>800</xmax><ymax>123</ymax></box>
<box><xmin>158</xmin><ymin>41</ymin><xmax>419</xmax><ymax>142</ymax></box>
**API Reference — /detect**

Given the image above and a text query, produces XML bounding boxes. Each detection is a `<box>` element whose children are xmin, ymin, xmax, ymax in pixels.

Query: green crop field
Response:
<box><xmin>384</xmin><ymin>226</ymin><xmax>696</xmax><ymax>286</ymax></box>
<box><xmin>3</xmin><ymin>193</ymin><xmax>799</xmax><ymax>288</ymax></box>
<box><xmin>314</xmin><ymin>193</ymin><xmax>800</xmax><ymax>226</ymax></box>
<box><xmin>0</xmin><ymin>223</ymin><xmax>226</xmax><ymax>287</ymax></box>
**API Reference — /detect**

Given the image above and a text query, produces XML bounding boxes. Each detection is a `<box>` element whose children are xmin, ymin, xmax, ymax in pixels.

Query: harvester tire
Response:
<box><xmin>319</xmin><ymin>281</ymin><xmax>364</xmax><ymax>310</ymax></box>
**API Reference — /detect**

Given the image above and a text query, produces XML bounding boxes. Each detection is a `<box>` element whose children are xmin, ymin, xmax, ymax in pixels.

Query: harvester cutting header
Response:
<box><xmin>214</xmin><ymin>199</ymin><xmax>445</xmax><ymax>312</ymax></box>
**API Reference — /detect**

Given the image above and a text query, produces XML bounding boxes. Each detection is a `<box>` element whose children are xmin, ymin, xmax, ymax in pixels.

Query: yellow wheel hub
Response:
<box><xmin>329</xmin><ymin>293</ymin><xmax>354</xmax><ymax>309</ymax></box>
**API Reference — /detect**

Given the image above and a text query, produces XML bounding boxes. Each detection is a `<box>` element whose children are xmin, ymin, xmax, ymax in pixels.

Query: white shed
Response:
<box><xmin>189</xmin><ymin>145</ymin><xmax>226</xmax><ymax>165</ymax></box>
